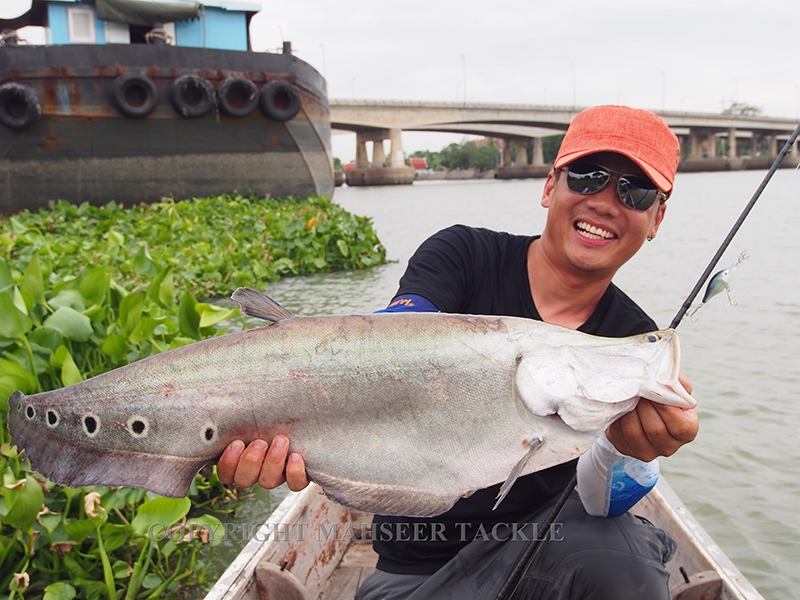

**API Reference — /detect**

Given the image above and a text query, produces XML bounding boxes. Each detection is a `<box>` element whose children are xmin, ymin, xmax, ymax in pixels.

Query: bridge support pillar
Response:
<box><xmin>495</xmin><ymin>137</ymin><xmax>549</xmax><ymax>180</ymax></box>
<box><xmin>727</xmin><ymin>128</ymin><xmax>737</xmax><ymax>159</ymax></box>
<box><xmin>355</xmin><ymin>134</ymin><xmax>370</xmax><ymax>168</ymax></box>
<box><xmin>513</xmin><ymin>140</ymin><xmax>528</xmax><ymax>166</ymax></box>
<box><xmin>388</xmin><ymin>128</ymin><xmax>405</xmax><ymax>168</ymax></box>
<box><xmin>680</xmin><ymin>129</ymin><xmax>728</xmax><ymax>173</ymax></box>
<box><xmin>372</xmin><ymin>139</ymin><xmax>386</xmax><ymax>167</ymax></box>
<box><xmin>501</xmin><ymin>139</ymin><xmax>512</xmax><ymax>167</ymax></box>
<box><xmin>767</xmin><ymin>134</ymin><xmax>778</xmax><ymax>158</ymax></box>
<box><xmin>532</xmin><ymin>137</ymin><xmax>545</xmax><ymax>167</ymax></box>
<box><xmin>347</xmin><ymin>129</ymin><xmax>415</xmax><ymax>187</ymax></box>
<box><xmin>686</xmin><ymin>132</ymin><xmax>700</xmax><ymax>159</ymax></box>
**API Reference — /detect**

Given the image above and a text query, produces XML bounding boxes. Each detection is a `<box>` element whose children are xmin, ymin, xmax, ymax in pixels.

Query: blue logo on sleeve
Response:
<box><xmin>376</xmin><ymin>294</ymin><xmax>439</xmax><ymax>313</ymax></box>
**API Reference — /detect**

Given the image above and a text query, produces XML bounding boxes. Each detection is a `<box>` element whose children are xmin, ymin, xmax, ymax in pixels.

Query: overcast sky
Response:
<box><xmin>5</xmin><ymin>0</ymin><xmax>799</xmax><ymax>160</ymax></box>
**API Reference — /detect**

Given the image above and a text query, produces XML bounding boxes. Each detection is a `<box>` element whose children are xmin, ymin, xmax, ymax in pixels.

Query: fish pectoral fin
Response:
<box><xmin>493</xmin><ymin>435</ymin><xmax>544</xmax><ymax>511</ymax></box>
<box><xmin>231</xmin><ymin>288</ymin><xmax>296</xmax><ymax>323</ymax></box>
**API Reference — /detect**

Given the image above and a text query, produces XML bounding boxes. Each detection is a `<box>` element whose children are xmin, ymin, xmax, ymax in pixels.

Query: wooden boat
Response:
<box><xmin>205</xmin><ymin>478</ymin><xmax>763</xmax><ymax>600</ymax></box>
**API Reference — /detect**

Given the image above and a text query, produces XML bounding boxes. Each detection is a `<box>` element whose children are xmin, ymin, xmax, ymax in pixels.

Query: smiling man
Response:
<box><xmin>218</xmin><ymin>105</ymin><xmax>699</xmax><ymax>599</ymax></box>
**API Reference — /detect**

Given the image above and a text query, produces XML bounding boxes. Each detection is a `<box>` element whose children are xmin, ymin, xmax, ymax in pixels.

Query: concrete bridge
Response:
<box><xmin>330</xmin><ymin>100</ymin><xmax>799</xmax><ymax>185</ymax></box>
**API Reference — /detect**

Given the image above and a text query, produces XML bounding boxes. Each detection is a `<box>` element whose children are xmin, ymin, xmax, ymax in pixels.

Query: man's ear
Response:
<box><xmin>649</xmin><ymin>201</ymin><xmax>667</xmax><ymax>238</ymax></box>
<box><xmin>541</xmin><ymin>170</ymin><xmax>557</xmax><ymax>208</ymax></box>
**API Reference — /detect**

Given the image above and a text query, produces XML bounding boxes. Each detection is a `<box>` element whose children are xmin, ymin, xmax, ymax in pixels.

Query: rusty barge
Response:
<box><xmin>0</xmin><ymin>0</ymin><xmax>333</xmax><ymax>213</ymax></box>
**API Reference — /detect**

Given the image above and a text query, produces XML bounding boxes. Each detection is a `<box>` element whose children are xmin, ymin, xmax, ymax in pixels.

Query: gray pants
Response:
<box><xmin>356</xmin><ymin>494</ymin><xmax>676</xmax><ymax>600</ymax></box>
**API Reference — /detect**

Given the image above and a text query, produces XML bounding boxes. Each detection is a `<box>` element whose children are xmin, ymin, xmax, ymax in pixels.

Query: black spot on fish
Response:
<box><xmin>46</xmin><ymin>410</ymin><xmax>59</xmax><ymax>427</ymax></box>
<box><xmin>204</xmin><ymin>427</ymin><xmax>215</xmax><ymax>442</ymax></box>
<box><xmin>83</xmin><ymin>415</ymin><xmax>98</xmax><ymax>436</ymax></box>
<box><xmin>25</xmin><ymin>405</ymin><xmax>35</xmax><ymax>420</ymax></box>
<box><xmin>132</xmin><ymin>420</ymin><xmax>145</xmax><ymax>434</ymax></box>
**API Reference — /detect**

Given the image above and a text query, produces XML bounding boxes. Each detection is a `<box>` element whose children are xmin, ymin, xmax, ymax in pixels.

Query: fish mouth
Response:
<box><xmin>654</xmin><ymin>332</ymin><xmax>696</xmax><ymax>408</ymax></box>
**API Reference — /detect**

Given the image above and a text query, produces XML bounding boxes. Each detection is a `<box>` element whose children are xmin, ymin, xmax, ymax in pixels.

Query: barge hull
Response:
<box><xmin>0</xmin><ymin>44</ymin><xmax>333</xmax><ymax>211</ymax></box>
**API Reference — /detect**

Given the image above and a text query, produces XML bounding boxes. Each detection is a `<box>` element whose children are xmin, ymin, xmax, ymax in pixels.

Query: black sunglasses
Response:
<box><xmin>560</xmin><ymin>160</ymin><xmax>667</xmax><ymax>211</ymax></box>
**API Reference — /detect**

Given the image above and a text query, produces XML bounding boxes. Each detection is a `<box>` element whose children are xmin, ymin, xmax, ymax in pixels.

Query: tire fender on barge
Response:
<box><xmin>0</xmin><ymin>82</ymin><xmax>41</xmax><ymax>130</ymax></box>
<box><xmin>110</xmin><ymin>73</ymin><xmax>158</xmax><ymax>118</ymax></box>
<box><xmin>217</xmin><ymin>76</ymin><xmax>258</xmax><ymax>117</ymax></box>
<box><xmin>170</xmin><ymin>74</ymin><xmax>217</xmax><ymax>118</ymax></box>
<box><xmin>260</xmin><ymin>81</ymin><xmax>301</xmax><ymax>122</ymax></box>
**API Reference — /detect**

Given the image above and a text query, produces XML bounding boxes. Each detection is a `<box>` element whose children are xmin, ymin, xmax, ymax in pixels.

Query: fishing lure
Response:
<box><xmin>690</xmin><ymin>250</ymin><xmax>749</xmax><ymax>317</ymax></box>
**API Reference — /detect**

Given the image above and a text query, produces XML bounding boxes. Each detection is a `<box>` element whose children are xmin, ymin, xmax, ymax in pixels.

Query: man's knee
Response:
<box><xmin>517</xmin><ymin>501</ymin><xmax>676</xmax><ymax>600</ymax></box>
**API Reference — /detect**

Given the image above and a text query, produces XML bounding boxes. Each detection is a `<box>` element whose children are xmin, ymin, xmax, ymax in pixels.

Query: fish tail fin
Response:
<box><xmin>9</xmin><ymin>411</ymin><xmax>205</xmax><ymax>497</ymax></box>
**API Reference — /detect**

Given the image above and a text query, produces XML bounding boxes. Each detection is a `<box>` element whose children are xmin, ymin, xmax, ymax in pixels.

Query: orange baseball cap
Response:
<box><xmin>553</xmin><ymin>105</ymin><xmax>680</xmax><ymax>193</ymax></box>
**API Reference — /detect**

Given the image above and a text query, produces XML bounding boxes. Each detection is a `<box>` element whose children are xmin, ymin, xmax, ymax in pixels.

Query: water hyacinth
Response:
<box><xmin>0</xmin><ymin>194</ymin><xmax>386</xmax><ymax>597</ymax></box>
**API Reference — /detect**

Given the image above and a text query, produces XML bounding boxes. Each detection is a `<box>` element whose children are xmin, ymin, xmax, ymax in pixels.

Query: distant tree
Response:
<box><xmin>721</xmin><ymin>102</ymin><xmax>762</xmax><ymax>117</ymax></box>
<box><xmin>542</xmin><ymin>134</ymin><xmax>564</xmax><ymax>164</ymax></box>
<box><xmin>472</xmin><ymin>142</ymin><xmax>499</xmax><ymax>171</ymax></box>
<box><xmin>332</xmin><ymin>157</ymin><xmax>343</xmax><ymax>172</ymax></box>
<box><xmin>439</xmin><ymin>143</ymin><xmax>470</xmax><ymax>170</ymax></box>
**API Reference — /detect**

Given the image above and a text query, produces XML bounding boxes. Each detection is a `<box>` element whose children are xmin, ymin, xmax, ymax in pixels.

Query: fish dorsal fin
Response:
<box><xmin>231</xmin><ymin>288</ymin><xmax>295</xmax><ymax>323</ymax></box>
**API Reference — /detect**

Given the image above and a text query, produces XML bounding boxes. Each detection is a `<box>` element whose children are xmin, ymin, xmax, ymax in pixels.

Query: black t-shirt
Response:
<box><xmin>372</xmin><ymin>225</ymin><xmax>658</xmax><ymax>575</ymax></box>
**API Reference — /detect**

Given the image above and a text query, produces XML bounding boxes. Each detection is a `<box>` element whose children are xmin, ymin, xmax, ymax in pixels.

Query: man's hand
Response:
<box><xmin>217</xmin><ymin>436</ymin><xmax>309</xmax><ymax>492</ymax></box>
<box><xmin>605</xmin><ymin>374</ymin><xmax>698</xmax><ymax>462</ymax></box>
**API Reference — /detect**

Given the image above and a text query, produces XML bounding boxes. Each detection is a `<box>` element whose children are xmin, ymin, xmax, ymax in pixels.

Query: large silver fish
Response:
<box><xmin>8</xmin><ymin>289</ymin><xmax>695</xmax><ymax>517</ymax></box>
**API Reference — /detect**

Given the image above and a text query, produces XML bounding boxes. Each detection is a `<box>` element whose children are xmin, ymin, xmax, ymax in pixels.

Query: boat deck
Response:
<box><xmin>206</xmin><ymin>479</ymin><xmax>764</xmax><ymax>600</ymax></box>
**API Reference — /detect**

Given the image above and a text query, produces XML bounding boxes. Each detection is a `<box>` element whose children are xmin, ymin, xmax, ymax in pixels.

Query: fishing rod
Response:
<box><xmin>496</xmin><ymin>121</ymin><xmax>800</xmax><ymax>600</ymax></box>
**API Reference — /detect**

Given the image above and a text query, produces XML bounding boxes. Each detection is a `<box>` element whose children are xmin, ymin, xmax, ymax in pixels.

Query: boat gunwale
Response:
<box><xmin>204</xmin><ymin>478</ymin><xmax>765</xmax><ymax>600</ymax></box>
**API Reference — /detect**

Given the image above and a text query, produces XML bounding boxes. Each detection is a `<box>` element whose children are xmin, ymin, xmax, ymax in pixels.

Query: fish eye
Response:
<box><xmin>646</xmin><ymin>334</ymin><xmax>659</xmax><ymax>343</ymax></box>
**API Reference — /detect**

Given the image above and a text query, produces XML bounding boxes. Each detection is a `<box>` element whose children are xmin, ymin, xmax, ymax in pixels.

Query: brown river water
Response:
<box><xmin>227</xmin><ymin>169</ymin><xmax>800</xmax><ymax>599</ymax></box>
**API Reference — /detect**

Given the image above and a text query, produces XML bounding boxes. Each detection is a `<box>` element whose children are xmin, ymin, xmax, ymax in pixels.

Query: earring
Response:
<box><xmin>647</xmin><ymin>234</ymin><xmax>655</xmax><ymax>241</ymax></box>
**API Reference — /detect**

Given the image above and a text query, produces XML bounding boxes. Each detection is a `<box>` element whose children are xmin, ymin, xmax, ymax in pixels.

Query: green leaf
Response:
<box><xmin>39</xmin><ymin>512</ymin><xmax>62</xmax><ymax>534</ymax></box>
<box><xmin>0</xmin><ymin>258</ymin><xmax>13</xmax><ymax>292</ymax></box>
<box><xmin>112</xmin><ymin>560</ymin><xmax>131</xmax><ymax>580</ymax></box>
<box><xmin>0</xmin><ymin>290</ymin><xmax>33</xmax><ymax>338</ymax></box>
<box><xmin>147</xmin><ymin>269</ymin><xmax>174</xmax><ymax>308</ymax></box>
<box><xmin>178</xmin><ymin>292</ymin><xmax>199</xmax><ymax>339</ymax></box>
<box><xmin>131</xmin><ymin>496</ymin><xmax>191</xmax><ymax>537</ymax></box>
<box><xmin>78</xmin><ymin>267</ymin><xmax>110</xmax><ymax>307</ymax></box>
<box><xmin>101</xmin><ymin>334</ymin><xmax>128</xmax><ymax>363</ymax></box>
<box><xmin>49</xmin><ymin>288</ymin><xmax>86</xmax><ymax>312</ymax></box>
<box><xmin>336</xmin><ymin>239</ymin><xmax>350</xmax><ymax>257</ymax></box>
<box><xmin>43</xmin><ymin>307</ymin><xmax>93</xmax><ymax>342</ymax></box>
<box><xmin>100</xmin><ymin>523</ymin><xmax>130</xmax><ymax>553</ymax></box>
<box><xmin>0</xmin><ymin>289</ymin><xmax>32</xmax><ymax>338</ymax></box>
<box><xmin>65</xmin><ymin>518</ymin><xmax>96</xmax><ymax>543</ymax></box>
<box><xmin>3</xmin><ymin>475</ymin><xmax>44</xmax><ymax>530</ymax></box>
<box><xmin>142</xmin><ymin>573</ymin><xmax>162</xmax><ymax>589</ymax></box>
<box><xmin>21</xmin><ymin>254</ymin><xmax>45</xmax><ymax>307</ymax></box>
<box><xmin>133</xmin><ymin>245</ymin><xmax>157</xmax><ymax>276</ymax></box>
<box><xmin>44</xmin><ymin>582</ymin><xmax>77</xmax><ymax>600</ymax></box>
<box><xmin>29</xmin><ymin>326</ymin><xmax>64</xmax><ymax>352</ymax></box>
<box><xmin>118</xmin><ymin>292</ymin><xmax>145</xmax><ymax>336</ymax></box>
<box><xmin>60</xmin><ymin>347</ymin><xmax>84</xmax><ymax>386</ymax></box>
<box><xmin>197</xmin><ymin>303</ymin><xmax>237</xmax><ymax>329</ymax></box>
<box><xmin>0</xmin><ymin>358</ymin><xmax>37</xmax><ymax>408</ymax></box>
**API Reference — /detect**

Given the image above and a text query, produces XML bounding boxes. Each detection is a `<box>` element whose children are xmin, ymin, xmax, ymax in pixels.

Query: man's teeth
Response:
<box><xmin>576</xmin><ymin>221</ymin><xmax>615</xmax><ymax>240</ymax></box>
